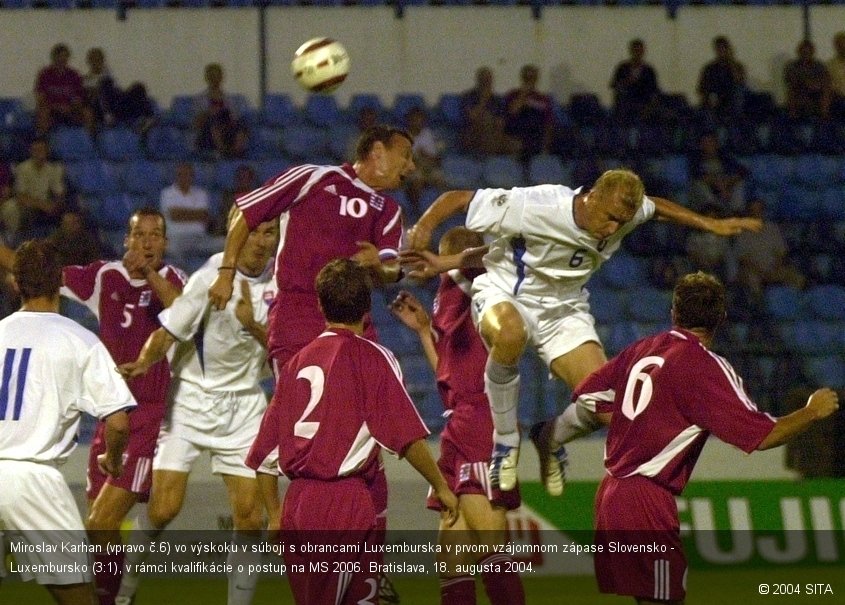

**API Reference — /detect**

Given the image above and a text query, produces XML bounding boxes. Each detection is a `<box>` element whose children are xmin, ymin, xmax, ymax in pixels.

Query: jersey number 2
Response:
<box><xmin>0</xmin><ymin>347</ymin><xmax>32</xmax><ymax>421</ymax></box>
<box><xmin>294</xmin><ymin>365</ymin><xmax>325</xmax><ymax>439</ymax></box>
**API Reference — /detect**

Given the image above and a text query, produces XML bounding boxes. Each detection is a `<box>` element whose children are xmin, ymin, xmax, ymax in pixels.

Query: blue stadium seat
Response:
<box><xmin>212</xmin><ymin>160</ymin><xmax>248</xmax><ymax>191</ymax></box>
<box><xmin>745</xmin><ymin>154</ymin><xmax>794</xmax><ymax>190</ymax></box>
<box><xmin>51</xmin><ymin>127</ymin><xmax>97</xmax><ymax>161</ymax></box>
<box><xmin>774</xmin><ymin>183</ymin><xmax>821</xmax><ymax>222</ymax></box>
<box><xmin>327</xmin><ymin>124</ymin><xmax>357</xmax><ymax>162</ymax></box>
<box><xmin>792</xmin><ymin>154</ymin><xmax>839</xmax><ymax>188</ymax></box>
<box><xmin>123</xmin><ymin>159</ymin><xmax>167</xmax><ymax>196</ymax></box>
<box><xmin>528</xmin><ymin>154</ymin><xmax>571</xmax><ymax>185</ymax></box>
<box><xmin>87</xmin><ymin>193</ymin><xmax>134</xmax><ymax>231</ymax></box>
<box><xmin>392</xmin><ymin>93</ymin><xmax>427</xmax><ymax>123</ymax></box>
<box><xmin>434</xmin><ymin>93</ymin><xmax>463</xmax><ymax>127</ymax></box>
<box><xmin>1</xmin><ymin>0</ymin><xmax>33</xmax><ymax>7</ymax></box>
<box><xmin>145</xmin><ymin>125</ymin><xmax>191</xmax><ymax>161</ymax></box>
<box><xmin>399</xmin><ymin>354</ymin><xmax>436</xmax><ymax>396</ymax></box>
<box><xmin>646</xmin><ymin>154</ymin><xmax>689</xmax><ymax>191</ymax></box>
<box><xmin>605</xmin><ymin>322</ymin><xmax>639</xmax><ymax>356</ymax></box>
<box><xmin>304</xmin><ymin>95</ymin><xmax>342</xmax><ymax>127</ymax></box>
<box><xmin>164</xmin><ymin>95</ymin><xmax>195</xmax><ymax>128</ymax></box>
<box><xmin>190</xmin><ymin>162</ymin><xmax>216</xmax><ymax>190</ymax></box>
<box><xmin>482</xmin><ymin>155</ymin><xmax>525</xmax><ymax>188</ymax></box>
<box><xmin>804</xmin><ymin>355</ymin><xmax>845</xmax><ymax>389</ymax></box>
<box><xmin>594</xmin><ymin>253</ymin><xmax>647</xmax><ymax>290</ymax></box>
<box><xmin>280</xmin><ymin>125</ymin><xmax>329</xmax><ymax>159</ymax></box>
<box><xmin>763</xmin><ymin>285</ymin><xmax>805</xmax><ymax>321</ymax></box>
<box><xmin>821</xmin><ymin>185</ymin><xmax>845</xmax><ymax>221</ymax></box>
<box><xmin>625</xmin><ymin>286</ymin><xmax>672</xmax><ymax>323</ymax></box>
<box><xmin>255</xmin><ymin>159</ymin><xmax>291</xmax><ymax>184</ymax></box>
<box><xmin>780</xmin><ymin>320</ymin><xmax>838</xmax><ymax>355</ymax></box>
<box><xmin>98</xmin><ymin>127</ymin><xmax>143</xmax><ymax>161</ymax></box>
<box><xmin>247</xmin><ymin>126</ymin><xmax>283</xmax><ymax>159</ymax></box>
<box><xmin>441</xmin><ymin>154</ymin><xmax>483</xmax><ymax>189</ymax></box>
<box><xmin>804</xmin><ymin>285</ymin><xmax>845</xmax><ymax>320</ymax></box>
<box><xmin>65</xmin><ymin>160</ymin><xmax>123</xmax><ymax>196</ymax></box>
<box><xmin>346</xmin><ymin>94</ymin><xmax>385</xmax><ymax>120</ymax></box>
<box><xmin>260</xmin><ymin>93</ymin><xmax>300</xmax><ymax>127</ymax></box>
<box><xmin>586</xmin><ymin>287</ymin><xmax>625</xmax><ymax>324</ymax></box>
<box><xmin>568</xmin><ymin>94</ymin><xmax>606</xmax><ymax>125</ymax></box>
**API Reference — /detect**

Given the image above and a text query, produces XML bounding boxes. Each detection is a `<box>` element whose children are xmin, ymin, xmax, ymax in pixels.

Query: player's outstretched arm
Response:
<box><xmin>352</xmin><ymin>241</ymin><xmax>401</xmax><ymax>285</ymax></box>
<box><xmin>390</xmin><ymin>290</ymin><xmax>438</xmax><ymax>371</ymax></box>
<box><xmin>117</xmin><ymin>327</ymin><xmax>176</xmax><ymax>378</ymax></box>
<box><xmin>399</xmin><ymin>245</ymin><xmax>487</xmax><ymax>280</ymax></box>
<box><xmin>402</xmin><ymin>439</ymin><xmax>459</xmax><ymax>526</ymax></box>
<box><xmin>208</xmin><ymin>208</ymin><xmax>251</xmax><ymax>310</ymax></box>
<box><xmin>407</xmin><ymin>190</ymin><xmax>475</xmax><ymax>251</ymax></box>
<box><xmin>98</xmin><ymin>409</ymin><xmax>130</xmax><ymax>478</ymax></box>
<box><xmin>650</xmin><ymin>195</ymin><xmax>763</xmax><ymax>236</ymax></box>
<box><xmin>757</xmin><ymin>388</ymin><xmax>840</xmax><ymax>450</ymax></box>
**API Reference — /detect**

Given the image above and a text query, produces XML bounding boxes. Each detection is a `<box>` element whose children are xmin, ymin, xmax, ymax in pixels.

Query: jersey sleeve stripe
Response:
<box><xmin>574</xmin><ymin>389</ymin><xmax>615</xmax><ymax>413</ymax></box>
<box><xmin>447</xmin><ymin>269</ymin><xmax>473</xmax><ymax>296</ymax></box>
<box><xmin>337</xmin><ymin>422</ymin><xmax>377</xmax><ymax>475</ymax></box>
<box><xmin>706</xmin><ymin>350</ymin><xmax>760</xmax><ymax>413</ymax></box>
<box><xmin>236</xmin><ymin>165</ymin><xmax>316</xmax><ymax>210</ymax></box>
<box><xmin>381</xmin><ymin>207</ymin><xmax>402</xmax><ymax>236</ymax></box>
<box><xmin>624</xmin><ymin>424</ymin><xmax>704</xmax><ymax>478</ymax></box>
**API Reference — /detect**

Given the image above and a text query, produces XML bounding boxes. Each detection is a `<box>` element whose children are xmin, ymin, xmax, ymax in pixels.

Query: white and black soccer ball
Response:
<box><xmin>291</xmin><ymin>37</ymin><xmax>350</xmax><ymax>94</ymax></box>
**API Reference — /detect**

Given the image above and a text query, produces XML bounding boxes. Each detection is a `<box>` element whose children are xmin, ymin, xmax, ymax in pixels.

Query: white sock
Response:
<box><xmin>117</xmin><ymin>507</ymin><xmax>161</xmax><ymax>599</ymax></box>
<box><xmin>552</xmin><ymin>404</ymin><xmax>602</xmax><ymax>446</ymax></box>
<box><xmin>227</xmin><ymin>531</ymin><xmax>262</xmax><ymax>605</ymax></box>
<box><xmin>484</xmin><ymin>359</ymin><xmax>520</xmax><ymax>445</ymax></box>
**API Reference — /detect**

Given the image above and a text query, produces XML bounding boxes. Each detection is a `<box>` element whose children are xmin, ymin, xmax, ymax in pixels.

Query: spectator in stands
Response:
<box><xmin>159</xmin><ymin>162</ymin><xmax>215</xmax><ymax>263</ymax></box>
<box><xmin>404</xmin><ymin>106</ymin><xmax>446</xmax><ymax>218</ymax></box>
<box><xmin>734</xmin><ymin>198</ymin><xmax>806</xmax><ymax>304</ymax></box>
<box><xmin>826</xmin><ymin>31</ymin><xmax>845</xmax><ymax>119</ymax></box>
<box><xmin>697</xmin><ymin>36</ymin><xmax>747</xmax><ymax>122</ymax></box>
<box><xmin>83</xmin><ymin>47</ymin><xmax>156</xmax><ymax>133</ymax></box>
<box><xmin>459</xmin><ymin>66</ymin><xmax>522</xmax><ymax>157</ymax></box>
<box><xmin>504</xmin><ymin>64</ymin><xmax>555</xmax><ymax>162</ymax></box>
<box><xmin>688</xmin><ymin>131</ymin><xmax>748</xmax><ymax>214</ymax></box>
<box><xmin>784</xmin><ymin>39</ymin><xmax>832</xmax><ymax>121</ymax></box>
<box><xmin>193</xmin><ymin>63</ymin><xmax>248</xmax><ymax>159</ymax></box>
<box><xmin>685</xmin><ymin>204</ymin><xmax>735</xmax><ymax>283</ymax></box>
<box><xmin>0</xmin><ymin>138</ymin><xmax>65</xmax><ymax>245</ymax></box>
<box><xmin>34</xmin><ymin>43</ymin><xmax>94</xmax><ymax>137</ymax></box>
<box><xmin>210</xmin><ymin>163</ymin><xmax>258</xmax><ymax>237</ymax></box>
<box><xmin>610</xmin><ymin>38</ymin><xmax>661</xmax><ymax>124</ymax></box>
<box><xmin>48</xmin><ymin>210</ymin><xmax>104</xmax><ymax>268</ymax></box>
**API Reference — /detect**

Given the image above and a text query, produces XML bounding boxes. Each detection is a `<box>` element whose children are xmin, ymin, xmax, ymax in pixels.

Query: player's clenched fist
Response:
<box><xmin>806</xmin><ymin>388</ymin><xmax>840</xmax><ymax>420</ymax></box>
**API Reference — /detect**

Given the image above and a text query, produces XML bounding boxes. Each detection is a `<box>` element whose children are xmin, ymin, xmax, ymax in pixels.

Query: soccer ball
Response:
<box><xmin>291</xmin><ymin>37</ymin><xmax>350</xmax><ymax>94</ymax></box>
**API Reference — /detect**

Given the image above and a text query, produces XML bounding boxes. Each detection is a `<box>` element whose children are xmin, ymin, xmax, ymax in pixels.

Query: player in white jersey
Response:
<box><xmin>406</xmin><ymin>169</ymin><xmax>762</xmax><ymax>494</ymax></box>
<box><xmin>0</xmin><ymin>240</ymin><xmax>134</xmax><ymax>605</ymax></box>
<box><xmin>113</xmin><ymin>219</ymin><xmax>279</xmax><ymax>605</ymax></box>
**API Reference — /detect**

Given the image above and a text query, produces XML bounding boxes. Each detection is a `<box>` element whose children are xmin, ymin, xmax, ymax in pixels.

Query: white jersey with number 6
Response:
<box><xmin>465</xmin><ymin>185</ymin><xmax>656</xmax><ymax>299</ymax></box>
<box><xmin>0</xmin><ymin>311</ymin><xmax>136</xmax><ymax>464</ymax></box>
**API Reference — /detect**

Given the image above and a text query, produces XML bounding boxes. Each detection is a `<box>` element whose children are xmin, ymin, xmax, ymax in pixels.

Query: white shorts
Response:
<box><xmin>471</xmin><ymin>274</ymin><xmax>600</xmax><ymax>367</ymax></box>
<box><xmin>0</xmin><ymin>460</ymin><xmax>92</xmax><ymax>585</ymax></box>
<box><xmin>155</xmin><ymin>382</ymin><xmax>267</xmax><ymax>478</ymax></box>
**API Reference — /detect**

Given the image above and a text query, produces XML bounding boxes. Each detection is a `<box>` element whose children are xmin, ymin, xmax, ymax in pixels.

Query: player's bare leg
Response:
<box><xmin>45</xmin><ymin>582</ymin><xmax>98</xmax><ymax>605</ymax></box>
<box><xmin>256</xmin><ymin>473</ymin><xmax>281</xmax><ymax>534</ymax></box>
<box><xmin>531</xmin><ymin>341</ymin><xmax>607</xmax><ymax>496</ymax></box>
<box><xmin>478</xmin><ymin>302</ymin><xmax>528</xmax><ymax>491</ymax></box>
<box><xmin>222</xmin><ymin>474</ymin><xmax>263</xmax><ymax>605</ymax></box>
<box><xmin>86</xmin><ymin>486</ymin><xmax>139</xmax><ymax>605</ymax></box>
<box><xmin>114</xmin><ymin>470</ymin><xmax>189</xmax><ymax>605</ymax></box>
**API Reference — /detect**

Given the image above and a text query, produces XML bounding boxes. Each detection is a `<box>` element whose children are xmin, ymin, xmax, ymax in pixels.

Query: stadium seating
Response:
<box><xmin>260</xmin><ymin>93</ymin><xmax>300</xmax><ymax>127</ymax></box>
<box><xmin>123</xmin><ymin>159</ymin><xmax>168</xmax><ymax>196</ymax></box>
<box><xmin>481</xmin><ymin>155</ymin><xmax>525</xmax><ymax>188</ymax></box>
<box><xmin>528</xmin><ymin>154</ymin><xmax>571</xmax><ymax>185</ymax></box>
<box><xmin>441</xmin><ymin>154</ymin><xmax>483</xmax><ymax>189</ymax></box>
<box><xmin>51</xmin><ymin>127</ymin><xmax>98</xmax><ymax>161</ymax></box>
<box><xmin>65</xmin><ymin>159</ymin><xmax>123</xmax><ymax>196</ymax></box>
<box><xmin>98</xmin><ymin>127</ymin><xmax>143</xmax><ymax>161</ymax></box>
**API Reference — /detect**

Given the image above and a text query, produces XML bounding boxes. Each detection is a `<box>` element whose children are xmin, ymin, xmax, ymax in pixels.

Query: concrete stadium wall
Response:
<box><xmin>1</xmin><ymin>6</ymin><xmax>844</xmax><ymax>110</ymax></box>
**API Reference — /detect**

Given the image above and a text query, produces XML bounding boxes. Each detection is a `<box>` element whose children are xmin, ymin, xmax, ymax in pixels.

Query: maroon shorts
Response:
<box><xmin>593</xmin><ymin>474</ymin><xmax>687</xmax><ymax>602</ymax></box>
<box><xmin>282</xmin><ymin>477</ymin><xmax>379</xmax><ymax>605</ymax></box>
<box><xmin>86</xmin><ymin>407</ymin><xmax>162</xmax><ymax>502</ymax></box>
<box><xmin>427</xmin><ymin>399</ymin><xmax>520</xmax><ymax>512</ymax></box>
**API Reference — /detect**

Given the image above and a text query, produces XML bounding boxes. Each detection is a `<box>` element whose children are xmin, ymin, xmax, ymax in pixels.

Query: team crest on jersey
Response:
<box><xmin>369</xmin><ymin>194</ymin><xmax>385</xmax><ymax>211</ymax></box>
<box><xmin>262</xmin><ymin>290</ymin><xmax>274</xmax><ymax>306</ymax></box>
<box><xmin>138</xmin><ymin>290</ymin><xmax>152</xmax><ymax>307</ymax></box>
<box><xmin>492</xmin><ymin>194</ymin><xmax>507</xmax><ymax>207</ymax></box>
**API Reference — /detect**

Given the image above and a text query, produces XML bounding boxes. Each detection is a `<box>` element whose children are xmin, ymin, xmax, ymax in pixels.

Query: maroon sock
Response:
<box><xmin>440</xmin><ymin>574</ymin><xmax>476</xmax><ymax>605</ymax></box>
<box><xmin>94</xmin><ymin>551</ymin><xmax>124</xmax><ymax>605</ymax></box>
<box><xmin>479</xmin><ymin>554</ymin><xmax>525</xmax><ymax>605</ymax></box>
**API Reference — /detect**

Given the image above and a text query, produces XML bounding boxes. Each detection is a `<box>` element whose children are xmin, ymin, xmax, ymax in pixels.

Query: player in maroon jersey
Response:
<box><xmin>247</xmin><ymin>258</ymin><xmax>457</xmax><ymax>605</ymax></box>
<box><xmin>209</xmin><ymin>124</ymin><xmax>415</xmax><ymax>602</ymax></box>
<box><xmin>573</xmin><ymin>272</ymin><xmax>839</xmax><ymax>604</ymax></box>
<box><xmin>65</xmin><ymin>208</ymin><xmax>185</xmax><ymax>605</ymax></box>
<box><xmin>390</xmin><ymin>227</ymin><xmax>525</xmax><ymax>605</ymax></box>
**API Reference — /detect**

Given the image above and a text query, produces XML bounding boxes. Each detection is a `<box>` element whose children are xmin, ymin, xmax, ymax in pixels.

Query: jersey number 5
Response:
<box><xmin>0</xmin><ymin>347</ymin><xmax>32</xmax><ymax>421</ymax></box>
<box><xmin>294</xmin><ymin>365</ymin><xmax>325</xmax><ymax>439</ymax></box>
